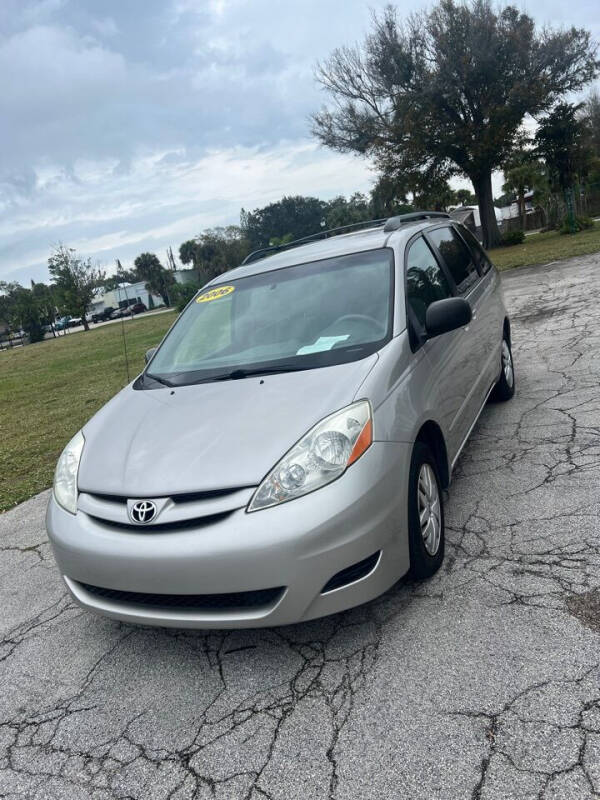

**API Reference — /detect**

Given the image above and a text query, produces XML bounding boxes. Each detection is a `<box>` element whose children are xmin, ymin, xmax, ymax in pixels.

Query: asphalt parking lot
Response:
<box><xmin>1</xmin><ymin>253</ymin><xmax>599</xmax><ymax>800</ymax></box>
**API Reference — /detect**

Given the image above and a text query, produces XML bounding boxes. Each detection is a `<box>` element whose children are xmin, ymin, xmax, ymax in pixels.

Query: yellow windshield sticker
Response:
<box><xmin>196</xmin><ymin>285</ymin><xmax>235</xmax><ymax>303</ymax></box>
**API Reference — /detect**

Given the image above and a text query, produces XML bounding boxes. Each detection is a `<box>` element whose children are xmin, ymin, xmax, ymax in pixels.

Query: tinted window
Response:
<box><xmin>429</xmin><ymin>226</ymin><xmax>479</xmax><ymax>293</ymax></box>
<box><xmin>406</xmin><ymin>236</ymin><xmax>452</xmax><ymax>330</ymax></box>
<box><xmin>456</xmin><ymin>225</ymin><xmax>492</xmax><ymax>274</ymax></box>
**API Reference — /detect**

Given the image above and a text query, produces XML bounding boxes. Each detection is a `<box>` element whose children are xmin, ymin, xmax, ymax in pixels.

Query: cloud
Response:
<box><xmin>1</xmin><ymin>0</ymin><xmax>597</xmax><ymax>285</ymax></box>
<box><xmin>91</xmin><ymin>16</ymin><xmax>119</xmax><ymax>37</ymax></box>
<box><xmin>0</xmin><ymin>141</ymin><xmax>375</xmax><ymax>284</ymax></box>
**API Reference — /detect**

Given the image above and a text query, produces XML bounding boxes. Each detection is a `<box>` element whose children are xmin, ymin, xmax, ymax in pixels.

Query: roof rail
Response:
<box><xmin>241</xmin><ymin>218</ymin><xmax>388</xmax><ymax>265</ymax></box>
<box><xmin>240</xmin><ymin>210</ymin><xmax>450</xmax><ymax>265</ymax></box>
<box><xmin>383</xmin><ymin>211</ymin><xmax>449</xmax><ymax>232</ymax></box>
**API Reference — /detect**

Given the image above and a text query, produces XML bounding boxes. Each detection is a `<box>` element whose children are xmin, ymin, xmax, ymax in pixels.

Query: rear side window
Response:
<box><xmin>428</xmin><ymin>226</ymin><xmax>479</xmax><ymax>293</ymax></box>
<box><xmin>456</xmin><ymin>225</ymin><xmax>492</xmax><ymax>275</ymax></box>
<box><xmin>405</xmin><ymin>236</ymin><xmax>452</xmax><ymax>330</ymax></box>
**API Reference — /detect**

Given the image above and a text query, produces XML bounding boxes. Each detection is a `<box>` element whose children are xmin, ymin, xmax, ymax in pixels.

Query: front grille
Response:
<box><xmin>78</xmin><ymin>582</ymin><xmax>285</xmax><ymax>611</ymax></box>
<box><xmin>321</xmin><ymin>551</ymin><xmax>380</xmax><ymax>593</ymax></box>
<box><xmin>88</xmin><ymin>487</ymin><xmax>250</xmax><ymax>505</ymax></box>
<box><xmin>86</xmin><ymin>510</ymin><xmax>233</xmax><ymax>532</ymax></box>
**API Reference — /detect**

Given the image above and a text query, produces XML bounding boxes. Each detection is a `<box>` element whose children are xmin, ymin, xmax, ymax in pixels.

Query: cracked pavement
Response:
<box><xmin>1</xmin><ymin>253</ymin><xmax>600</xmax><ymax>799</ymax></box>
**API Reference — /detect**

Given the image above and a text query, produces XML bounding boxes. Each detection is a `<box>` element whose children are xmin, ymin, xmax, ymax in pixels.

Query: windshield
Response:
<box><xmin>145</xmin><ymin>248</ymin><xmax>394</xmax><ymax>386</ymax></box>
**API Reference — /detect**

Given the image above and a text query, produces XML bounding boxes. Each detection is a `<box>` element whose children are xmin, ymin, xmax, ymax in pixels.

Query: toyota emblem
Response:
<box><xmin>129</xmin><ymin>500</ymin><xmax>157</xmax><ymax>524</ymax></box>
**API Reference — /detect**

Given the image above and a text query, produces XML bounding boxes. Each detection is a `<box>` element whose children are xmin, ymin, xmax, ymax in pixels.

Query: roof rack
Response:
<box><xmin>241</xmin><ymin>218</ymin><xmax>388</xmax><ymax>265</ymax></box>
<box><xmin>240</xmin><ymin>210</ymin><xmax>450</xmax><ymax>265</ymax></box>
<box><xmin>383</xmin><ymin>211</ymin><xmax>449</xmax><ymax>232</ymax></box>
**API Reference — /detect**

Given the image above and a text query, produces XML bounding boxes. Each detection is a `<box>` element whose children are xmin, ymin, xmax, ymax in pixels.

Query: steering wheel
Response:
<box><xmin>332</xmin><ymin>314</ymin><xmax>386</xmax><ymax>338</ymax></box>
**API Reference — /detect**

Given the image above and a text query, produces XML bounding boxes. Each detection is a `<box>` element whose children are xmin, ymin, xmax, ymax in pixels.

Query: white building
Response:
<box><xmin>91</xmin><ymin>281</ymin><xmax>165</xmax><ymax>314</ymax></box>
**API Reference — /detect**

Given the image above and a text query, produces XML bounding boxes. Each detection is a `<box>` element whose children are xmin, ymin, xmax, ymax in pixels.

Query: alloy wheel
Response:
<box><xmin>502</xmin><ymin>340</ymin><xmax>514</xmax><ymax>388</ymax></box>
<box><xmin>417</xmin><ymin>463</ymin><xmax>441</xmax><ymax>556</ymax></box>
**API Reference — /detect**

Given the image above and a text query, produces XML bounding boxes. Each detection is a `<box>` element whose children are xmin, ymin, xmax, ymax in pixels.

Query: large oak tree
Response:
<box><xmin>312</xmin><ymin>0</ymin><xmax>598</xmax><ymax>247</ymax></box>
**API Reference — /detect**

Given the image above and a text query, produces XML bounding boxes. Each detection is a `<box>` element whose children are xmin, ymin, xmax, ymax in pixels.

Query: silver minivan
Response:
<box><xmin>46</xmin><ymin>212</ymin><xmax>515</xmax><ymax>628</ymax></box>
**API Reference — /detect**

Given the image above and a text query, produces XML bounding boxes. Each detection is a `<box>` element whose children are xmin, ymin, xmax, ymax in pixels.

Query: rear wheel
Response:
<box><xmin>408</xmin><ymin>442</ymin><xmax>445</xmax><ymax>579</ymax></box>
<box><xmin>492</xmin><ymin>335</ymin><xmax>515</xmax><ymax>401</ymax></box>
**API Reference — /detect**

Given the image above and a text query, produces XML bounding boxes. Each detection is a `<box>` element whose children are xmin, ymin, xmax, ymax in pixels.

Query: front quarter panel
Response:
<box><xmin>358</xmin><ymin>331</ymin><xmax>446</xmax><ymax>448</ymax></box>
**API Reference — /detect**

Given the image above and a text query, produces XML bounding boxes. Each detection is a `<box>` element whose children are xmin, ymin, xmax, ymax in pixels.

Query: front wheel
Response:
<box><xmin>408</xmin><ymin>442</ymin><xmax>445</xmax><ymax>580</ymax></box>
<box><xmin>492</xmin><ymin>335</ymin><xmax>515</xmax><ymax>401</ymax></box>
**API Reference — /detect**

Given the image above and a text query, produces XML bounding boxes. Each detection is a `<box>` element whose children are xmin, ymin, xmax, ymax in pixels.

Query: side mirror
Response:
<box><xmin>425</xmin><ymin>298</ymin><xmax>472</xmax><ymax>338</ymax></box>
<box><xmin>144</xmin><ymin>347</ymin><xmax>157</xmax><ymax>364</ymax></box>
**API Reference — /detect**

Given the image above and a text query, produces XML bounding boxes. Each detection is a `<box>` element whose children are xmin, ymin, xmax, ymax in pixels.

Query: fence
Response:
<box><xmin>500</xmin><ymin>182</ymin><xmax>600</xmax><ymax>234</ymax></box>
<box><xmin>504</xmin><ymin>210</ymin><xmax>545</xmax><ymax>233</ymax></box>
<box><xmin>0</xmin><ymin>331</ymin><xmax>26</xmax><ymax>351</ymax></box>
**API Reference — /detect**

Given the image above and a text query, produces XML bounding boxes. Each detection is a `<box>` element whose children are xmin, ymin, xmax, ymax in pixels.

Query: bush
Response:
<box><xmin>499</xmin><ymin>229</ymin><xmax>525</xmax><ymax>247</ymax></box>
<box><xmin>559</xmin><ymin>216</ymin><xmax>594</xmax><ymax>235</ymax></box>
<box><xmin>24</xmin><ymin>321</ymin><xmax>45</xmax><ymax>343</ymax></box>
<box><xmin>170</xmin><ymin>281</ymin><xmax>199</xmax><ymax>312</ymax></box>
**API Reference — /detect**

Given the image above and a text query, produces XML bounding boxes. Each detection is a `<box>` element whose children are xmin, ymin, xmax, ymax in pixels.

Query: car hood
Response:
<box><xmin>77</xmin><ymin>356</ymin><xmax>378</xmax><ymax>497</ymax></box>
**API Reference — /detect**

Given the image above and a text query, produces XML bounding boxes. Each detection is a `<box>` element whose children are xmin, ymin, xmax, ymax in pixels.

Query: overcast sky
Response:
<box><xmin>1</xmin><ymin>0</ymin><xmax>598</xmax><ymax>284</ymax></box>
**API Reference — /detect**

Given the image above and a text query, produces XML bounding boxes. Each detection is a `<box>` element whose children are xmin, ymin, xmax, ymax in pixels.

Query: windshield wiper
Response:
<box><xmin>144</xmin><ymin>372</ymin><xmax>175</xmax><ymax>387</ymax></box>
<box><xmin>193</xmin><ymin>365</ymin><xmax>309</xmax><ymax>384</ymax></box>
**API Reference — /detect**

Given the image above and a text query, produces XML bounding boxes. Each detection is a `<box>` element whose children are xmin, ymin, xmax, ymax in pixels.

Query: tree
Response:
<box><xmin>241</xmin><ymin>196</ymin><xmax>325</xmax><ymax>250</ymax></box>
<box><xmin>179</xmin><ymin>239</ymin><xmax>200</xmax><ymax>269</ymax></box>
<box><xmin>134</xmin><ymin>253</ymin><xmax>174</xmax><ymax>306</ymax></box>
<box><xmin>180</xmin><ymin>227</ymin><xmax>250</xmax><ymax>282</ymax></box>
<box><xmin>170</xmin><ymin>280</ymin><xmax>200</xmax><ymax>312</ymax></box>
<box><xmin>324</xmin><ymin>193</ymin><xmax>371</xmax><ymax>228</ymax></box>
<box><xmin>0</xmin><ymin>282</ymin><xmax>45</xmax><ymax>343</ymax></box>
<box><xmin>455</xmin><ymin>189</ymin><xmax>478</xmax><ymax>206</ymax></box>
<box><xmin>502</xmin><ymin>152</ymin><xmax>549</xmax><ymax>227</ymax></box>
<box><xmin>31</xmin><ymin>281</ymin><xmax>57</xmax><ymax>335</ymax></box>
<box><xmin>48</xmin><ymin>245</ymin><xmax>105</xmax><ymax>331</ymax></box>
<box><xmin>195</xmin><ymin>227</ymin><xmax>251</xmax><ymax>281</ymax></box>
<box><xmin>312</xmin><ymin>1</ymin><xmax>598</xmax><ymax>247</ymax></box>
<box><xmin>102</xmin><ymin>259</ymin><xmax>138</xmax><ymax>292</ymax></box>
<box><xmin>535</xmin><ymin>103</ymin><xmax>594</xmax><ymax>230</ymax></box>
<box><xmin>410</xmin><ymin>168</ymin><xmax>457</xmax><ymax>211</ymax></box>
<box><xmin>369</xmin><ymin>174</ymin><xmax>412</xmax><ymax>218</ymax></box>
<box><xmin>581</xmin><ymin>89</ymin><xmax>600</xmax><ymax>159</ymax></box>
<box><xmin>165</xmin><ymin>246</ymin><xmax>177</xmax><ymax>272</ymax></box>
<box><xmin>535</xmin><ymin>103</ymin><xmax>592</xmax><ymax>193</ymax></box>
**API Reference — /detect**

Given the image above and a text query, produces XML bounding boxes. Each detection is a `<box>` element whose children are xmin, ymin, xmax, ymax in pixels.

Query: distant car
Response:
<box><xmin>91</xmin><ymin>307</ymin><xmax>115</xmax><ymax>324</ymax></box>
<box><xmin>130</xmin><ymin>303</ymin><xmax>147</xmax><ymax>315</ymax></box>
<box><xmin>55</xmin><ymin>317</ymin><xmax>71</xmax><ymax>331</ymax></box>
<box><xmin>110</xmin><ymin>307</ymin><xmax>130</xmax><ymax>319</ymax></box>
<box><xmin>68</xmin><ymin>317</ymin><xmax>82</xmax><ymax>328</ymax></box>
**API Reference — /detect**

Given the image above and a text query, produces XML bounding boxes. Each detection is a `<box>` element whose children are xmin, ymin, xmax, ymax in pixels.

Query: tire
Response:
<box><xmin>408</xmin><ymin>442</ymin><xmax>445</xmax><ymax>580</ymax></box>
<box><xmin>491</xmin><ymin>334</ymin><xmax>515</xmax><ymax>401</ymax></box>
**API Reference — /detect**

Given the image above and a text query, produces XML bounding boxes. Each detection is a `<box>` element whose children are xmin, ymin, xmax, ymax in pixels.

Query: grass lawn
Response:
<box><xmin>0</xmin><ymin>311</ymin><xmax>177</xmax><ymax>513</ymax></box>
<box><xmin>491</xmin><ymin>222</ymin><xmax>600</xmax><ymax>271</ymax></box>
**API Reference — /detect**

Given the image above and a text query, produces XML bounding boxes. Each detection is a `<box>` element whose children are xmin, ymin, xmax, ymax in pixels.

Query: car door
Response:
<box><xmin>454</xmin><ymin>223</ymin><xmax>503</xmax><ymax>392</ymax></box>
<box><xmin>404</xmin><ymin>233</ymin><xmax>472</xmax><ymax>458</ymax></box>
<box><xmin>426</xmin><ymin>224</ymin><xmax>489</xmax><ymax>452</ymax></box>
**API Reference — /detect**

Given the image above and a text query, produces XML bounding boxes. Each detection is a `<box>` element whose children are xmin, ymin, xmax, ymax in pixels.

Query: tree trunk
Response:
<box><xmin>472</xmin><ymin>171</ymin><xmax>502</xmax><ymax>249</ymax></box>
<box><xmin>81</xmin><ymin>313</ymin><xmax>89</xmax><ymax>332</ymax></box>
<box><xmin>519</xmin><ymin>188</ymin><xmax>526</xmax><ymax>230</ymax></box>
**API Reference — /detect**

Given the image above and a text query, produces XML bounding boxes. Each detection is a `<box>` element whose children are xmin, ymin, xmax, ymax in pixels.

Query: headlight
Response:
<box><xmin>248</xmin><ymin>400</ymin><xmax>372</xmax><ymax>512</ymax></box>
<box><xmin>53</xmin><ymin>430</ymin><xmax>85</xmax><ymax>514</ymax></box>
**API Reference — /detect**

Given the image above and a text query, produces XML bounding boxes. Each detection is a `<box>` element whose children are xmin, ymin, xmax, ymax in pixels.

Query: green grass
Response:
<box><xmin>491</xmin><ymin>222</ymin><xmax>600</xmax><ymax>271</ymax></box>
<box><xmin>0</xmin><ymin>311</ymin><xmax>177</xmax><ymax>513</ymax></box>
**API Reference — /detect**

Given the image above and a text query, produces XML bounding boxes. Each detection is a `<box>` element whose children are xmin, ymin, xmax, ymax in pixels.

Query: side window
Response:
<box><xmin>428</xmin><ymin>226</ymin><xmax>479</xmax><ymax>293</ymax></box>
<box><xmin>455</xmin><ymin>225</ymin><xmax>492</xmax><ymax>275</ymax></box>
<box><xmin>405</xmin><ymin>236</ymin><xmax>452</xmax><ymax>333</ymax></box>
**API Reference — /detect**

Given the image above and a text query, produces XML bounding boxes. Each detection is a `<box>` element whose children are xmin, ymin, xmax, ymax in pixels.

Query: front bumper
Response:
<box><xmin>46</xmin><ymin>442</ymin><xmax>411</xmax><ymax>628</ymax></box>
